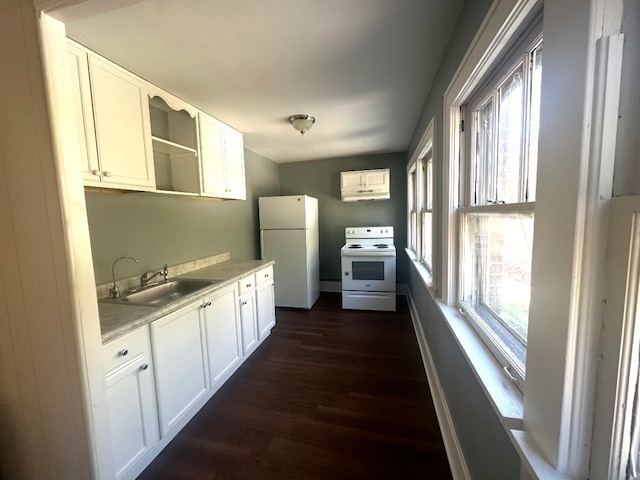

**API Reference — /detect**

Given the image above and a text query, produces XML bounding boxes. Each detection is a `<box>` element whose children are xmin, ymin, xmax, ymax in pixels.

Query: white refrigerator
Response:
<box><xmin>259</xmin><ymin>195</ymin><xmax>320</xmax><ymax>309</ymax></box>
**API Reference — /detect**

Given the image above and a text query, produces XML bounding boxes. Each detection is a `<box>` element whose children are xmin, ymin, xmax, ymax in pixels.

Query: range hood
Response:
<box><xmin>341</xmin><ymin>168</ymin><xmax>390</xmax><ymax>202</ymax></box>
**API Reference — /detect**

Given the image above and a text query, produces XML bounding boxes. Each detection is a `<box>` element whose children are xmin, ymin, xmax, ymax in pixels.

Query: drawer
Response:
<box><xmin>256</xmin><ymin>265</ymin><xmax>274</xmax><ymax>286</ymax></box>
<box><xmin>103</xmin><ymin>326</ymin><xmax>148</xmax><ymax>375</ymax></box>
<box><xmin>238</xmin><ymin>273</ymin><xmax>256</xmax><ymax>295</ymax></box>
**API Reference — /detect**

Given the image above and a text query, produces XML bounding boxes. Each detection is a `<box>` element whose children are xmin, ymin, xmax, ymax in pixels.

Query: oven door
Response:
<box><xmin>341</xmin><ymin>254</ymin><xmax>396</xmax><ymax>292</ymax></box>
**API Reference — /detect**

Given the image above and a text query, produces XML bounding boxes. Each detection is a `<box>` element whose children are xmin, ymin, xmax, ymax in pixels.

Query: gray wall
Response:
<box><xmin>406</xmin><ymin>0</ymin><xmax>521</xmax><ymax>478</ymax></box>
<box><xmin>86</xmin><ymin>149</ymin><xmax>280</xmax><ymax>284</ymax></box>
<box><xmin>278</xmin><ymin>152</ymin><xmax>408</xmax><ymax>284</ymax></box>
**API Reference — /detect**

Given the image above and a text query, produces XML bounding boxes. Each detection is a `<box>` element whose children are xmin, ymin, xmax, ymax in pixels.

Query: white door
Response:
<box><xmin>66</xmin><ymin>43</ymin><xmax>99</xmax><ymax>183</ymax></box>
<box><xmin>151</xmin><ymin>303</ymin><xmax>208</xmax><ymax>437</ymax></box>
<box><xmin>105</xmin><ymin>357</ymin><xmax>158</xmax><ymax>479</ymax></box>
<box><xmin>259</xmin><ymin>196</ymin><xmax>308</xmax><ymax>229</ymax></box>
<box><xmin>256</xmin><ymin>280</ymin><xmax>276</xmax><ymax>340</ymax></box>
<box><xmin>239</xmin><ymin>291</ymin><xmax>257</xmax><ymax>355</ymax></box>
<box><xmin>261</xmin><ymin>229</ymin><xmax>309</xmax><ymax>308</ymax></box>
<box><xmin>203</xmin><ymin>285</ymin><xmax>241</xmax><ymax>386</ymax></box>
<box><xmin>223</xmin><ymin>127</ymin><xmax>246</xmax><ymax>200</ymax></box>
<box><xmin>198</xmin><ymin>113</ymin><xmax>227</xmax><ymax>197</ymax></box>
<box><xmin>88</xmin><ymin>55</ymin><xmax>155</xmax><ymax>188</ymax></box>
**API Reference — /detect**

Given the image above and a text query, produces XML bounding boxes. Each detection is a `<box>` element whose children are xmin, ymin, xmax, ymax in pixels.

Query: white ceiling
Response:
<box><xmin>52</xmin><ymin>0</ymin><xmax>462</xmax><ymax>163</ymax></box>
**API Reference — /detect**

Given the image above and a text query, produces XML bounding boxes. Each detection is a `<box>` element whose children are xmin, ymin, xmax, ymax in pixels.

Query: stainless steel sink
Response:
<box><xmin>102</xmin><ymin>279</ymin><xmax>215</xmax><ymax>307</ymax></box>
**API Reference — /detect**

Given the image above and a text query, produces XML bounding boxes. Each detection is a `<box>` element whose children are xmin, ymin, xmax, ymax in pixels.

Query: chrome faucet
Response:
<box><xmin>140</xmin><ymin>264</ymin><xmax>169</xmax><ymax>287</ymax></box>
<box><xmin>109</xmin><ymin>256</ymin><xmax>139</xmax><ymax>298</ymax></box>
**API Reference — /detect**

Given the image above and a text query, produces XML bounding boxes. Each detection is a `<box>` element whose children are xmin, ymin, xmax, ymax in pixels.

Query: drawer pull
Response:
<box><xmin>202</xmin><ymin>301</ymin><xmax>212</xmax><ymax>308</ymax></box>
<box><xmin>103</xmin><ymin>171</ymin><xmax>112</xmax><ymax>177</ymax></box>
<box><xmin>264</xmin><ymin>274</ymin><xmax>269</xmax><ymax>278</ymax></box>
<box><xmin>140</xmin><ymin>363</ymin><xmax>149</xmax><ymax>371</ymax></box>
<box><xmin>118</xmin><ymin>349</ymin><xmax>128</xmax><ymax>357</ymax></box>
<box><xmin>246</xmin><ymin>283</ymin><xmax>252</xmax><ymax>288</ymax></box>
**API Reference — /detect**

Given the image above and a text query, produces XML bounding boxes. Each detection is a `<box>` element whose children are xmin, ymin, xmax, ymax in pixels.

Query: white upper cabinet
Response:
<box><xmin>341</xmin><ymin>168</ymin><xmax>390</xmax><ymax>201</ymax></box>
<box><xmin>198</xmin><ymin>113</ymin><xmax>246</xmax><ymax>200</ymax></box>
<box><xmin>87</xmin><ymin>54</ymin><xmax>156</xmax><ymax>189</ymax></box>
<box><xmin>67</xmin><ymin>40</ymin><xmax>247</xmax><ymax>199</ymax></box>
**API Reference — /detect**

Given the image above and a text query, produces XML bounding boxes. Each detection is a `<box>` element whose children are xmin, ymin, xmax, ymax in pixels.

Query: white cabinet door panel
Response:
<box><xmin>88</xmin><ymin>55</ymin><xmax>155</xmax><ymax>188</ymax></box>
<box><xmin>106</xmin><ymin>357</ymin><xmax>158</xmax><ymax>479</ymax></box>
<box><xmin>203</xmin><ymin>285</ymin><xmax>241</xmax><ymax>386</ymax></box>
<box><xmin>66</xmin><ymin>43</ymin><xmax>99</xmax><ymax>183</ymax></box>
<box><xmin>224</xmin><ymin>128</ymin><xmax>246</xmax><ymax>200</ymax></box>
<box><xmin>257</xmin><ymin>281</ymin><xmax>276</xmax><ymax>340</ymax></box>
<box><xmin>151</xmin><ymin>304</ymin><xmax>208</xmax><ymax>437</ymax></box>
<box><xmin>198</xmin><ymin>113</ymin><xmax>226</xmax><ymax>197</ymax></box>
<box><xmin>239</xmin><ymin>292</ymin><xmax>258</xmax><ymax>355</ymax></box>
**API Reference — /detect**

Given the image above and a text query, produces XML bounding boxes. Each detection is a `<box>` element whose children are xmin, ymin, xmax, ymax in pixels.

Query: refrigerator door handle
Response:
<box><xmin>260</xmin><ymin>230</ymin><xmax>265</xmax><ymax>260</ymax></box>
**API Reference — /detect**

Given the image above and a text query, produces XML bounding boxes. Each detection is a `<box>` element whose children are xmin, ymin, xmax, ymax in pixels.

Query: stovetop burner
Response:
<box><xmin>348</xmin><ymin>244</ymin><xmax>363</xmax><ymax>249</ymax></box>
<box><xmin>374</xmin><ymin>244</ymin><xmax>389</xmax><ymax>248</ymax></box>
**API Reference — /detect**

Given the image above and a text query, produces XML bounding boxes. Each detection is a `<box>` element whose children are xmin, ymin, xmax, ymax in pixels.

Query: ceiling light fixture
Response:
<box><xmin>289</xmin><ymin>114</ymin><xmax>316</xmax><ymax>135</ymax></box>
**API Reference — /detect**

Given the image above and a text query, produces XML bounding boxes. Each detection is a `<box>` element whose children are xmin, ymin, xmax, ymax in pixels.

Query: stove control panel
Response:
<box><xmin>345</xmin><ymin>226</ymin><xmax>394</xmax><ymax>239</ymax></box>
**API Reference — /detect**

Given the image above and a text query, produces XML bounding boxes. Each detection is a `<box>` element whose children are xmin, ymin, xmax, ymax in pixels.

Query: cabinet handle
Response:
<box><xmin>118</xmin><ymin>348</ymin><xmax>128</xmax><ymax>356</ymax></box>
<box><xmin>242</xmin><ymin>300</ymin><xmax>248</xmax><ymax>305</ymax></box>
<box><xmin>103</xmin><ymin>171</ymin><xmax>112</xmax><ymax>177</ymax></box>
<box><xmin>264</xmin><ymin>274</ymin><xmax>269</xmax><ymax>278</ymax></box>
<box><xmin>140</xmin><ymin>363</ymin><xmax>149</xmax><ymax>371</ymax></box>
<box><xmin>202</xmin><ymin>301</ymin><xmax>212</xmax><ymax>308</ymax></box>
<box><xmin>246</xmin><ymin>283</ymin><xmax>252</xmax><ymax>288</ymax></box>
<box><xmin>90</xmin><ymin>169</ymin><xmax>102</xmax><ymax>177</ymax></box>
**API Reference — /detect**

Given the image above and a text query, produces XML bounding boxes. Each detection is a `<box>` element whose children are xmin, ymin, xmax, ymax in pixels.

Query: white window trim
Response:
<box><xmin>407</xmin><ymin>117</ymin><xmax>436</xmax><ymax>289</ymax></box>
<box><xmin>440</xmin><ymin>0</ymin><xmax>624</xmax><ymax>479</ymax></box>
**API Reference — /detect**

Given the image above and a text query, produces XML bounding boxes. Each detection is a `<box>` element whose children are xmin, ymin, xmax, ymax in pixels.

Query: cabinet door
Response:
<box><xmin>105</xmin><ymin>355</ymin><xmax>158</xmax><ymax>480</ymax></box>
<box><xmin>198</xmin><ymin>113</ymin><xmax>227</xmax><ymax>197</ymax></box>
<box><xmin>256</xmin><ymin>280</ymin><xmax>276</xmax><ymax>340</ymax></box>
<box><xmin>203</xmin><ymin>285</ymin><xmax>241</xmax><ymax>386</ymax></box>
<box><xmin>239</xmin><ymin>292</ymin><xmax>258</xmax><ymax>355</ymax></box>
<box><xmin>151</xmin><ymin>303</ymin><xmax>208</xmax><ymax>437</ymax></box>
<box><xmin>88</xmin><ymin>55</ymin><xmax>155</xmax><ymax>188</ymax></box>
<box><xmin>66</xmin><ymin>43</ymin><xmax>100</xmax><ymax>183</ymax></box>
<box><xmin>223</xmin><ymin>128</ymin><xmax>246</xmax><ymax>200</ymax></box>
<box><xmin>363</xmin><ymin>169</ymin><xmax>389</xmax><ymax>189</ymax></box>
<box><xmin>341</xmin><ymin>171</ymin><xmax>365</xmax><ymax>192</ymax></box>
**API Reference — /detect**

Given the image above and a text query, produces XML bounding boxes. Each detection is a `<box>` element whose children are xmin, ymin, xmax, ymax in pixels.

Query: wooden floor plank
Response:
<box><xmin>137</xmin><ymin>293</ymin><xmax>452</xmax><ymax>480</ymax></box>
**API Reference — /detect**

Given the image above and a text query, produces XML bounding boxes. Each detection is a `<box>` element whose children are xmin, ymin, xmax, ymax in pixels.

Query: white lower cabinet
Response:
<box><xmin>103</xmin><ymin>266</ymin><xmax>276</xmax><ymax>479</ymax></box>
<box><xmin>150</xmin><ymin>302</ymin><xmax>209</xmax><ymax>437</ymax></box>
<box><xmin>103</xmin><ymin>326</ymin><xmax>158</xmax><ymax>480</ymax></box>
<box><xmin>202</xmin><ymin>284</ymin><xmax>242</xmax><ymax>387</ymax></box>
<box><xmin>256</xmin><ymin>279</ymin><xmax>276</xmax><ymax>340</ymax></box>
<box><xmin>239</xmin><ymin>290</ymin><xmax>258</xmax><ymax>354</ymax></box>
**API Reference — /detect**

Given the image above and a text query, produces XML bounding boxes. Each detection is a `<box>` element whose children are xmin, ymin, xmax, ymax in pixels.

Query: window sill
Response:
<box><xmin>409</xmin><ymin>260</ymin><xmax>570</xmax><ymax>480</ymax></box>
<box><xmin>405</xmin><ymin>248</ymin><xmax>436</xmax><ymax>293</ymax></box>
<box><xmin>409</xmin><ymin>257</ymin><xmax>524</xmax><ymax>427</ymax></box>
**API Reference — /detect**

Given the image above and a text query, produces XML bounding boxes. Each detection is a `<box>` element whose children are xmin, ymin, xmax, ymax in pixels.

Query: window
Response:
<box><xmin>408</xmin><ymin>166</ymin><xmax>418</xmax><ymax>252</ymax></box>
<box><xmin>458</xmin><ymin>27</ymin><xmax>542</xmax><ymax>389</ymax></box>
<box><xmin>420</xmin><ymin>151</ymin><xmax>433</xmax><ymax>270</ymax></box>
<box><xmin>407</xmin><ymin>123</ymin><xmax>434</xmax><ymax>280</ymax></box>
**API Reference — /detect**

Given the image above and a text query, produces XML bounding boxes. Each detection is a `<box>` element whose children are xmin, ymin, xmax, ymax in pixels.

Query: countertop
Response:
<box><xmin>98</xmin><ymin>259</ymin><xmax>274</xmax><ymax>343</ymax></box>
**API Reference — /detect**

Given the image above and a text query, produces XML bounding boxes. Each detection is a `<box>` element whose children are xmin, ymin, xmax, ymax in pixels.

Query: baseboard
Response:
<box><xmin>319</xmin><ymin>281</ymin><xmax>341</xmax><ymax>292</ymax></box>
<box><xmin>406</xmin><ymin>289</ymin><xmax>471</xmax><ymax>480</ymax></box>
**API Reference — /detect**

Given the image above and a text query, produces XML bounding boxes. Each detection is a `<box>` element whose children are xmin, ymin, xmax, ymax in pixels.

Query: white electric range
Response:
<box><xmin>340</xmin><ymin>226</ymin><xmax>396</xmax><ymax>311</ymax></box>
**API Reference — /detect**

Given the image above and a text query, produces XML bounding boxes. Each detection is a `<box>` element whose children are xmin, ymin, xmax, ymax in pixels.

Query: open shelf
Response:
<box><xmin>151</xmin><ymin>136</ymin><xmax>197</xmax><ymax>156</ymax></box>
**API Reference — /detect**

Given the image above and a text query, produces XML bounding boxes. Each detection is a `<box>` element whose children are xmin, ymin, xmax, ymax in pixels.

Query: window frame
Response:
<box><xmin>420</xmin><ymin>150</ymin><xmax>434</xmax><ymax>271</ymax></box>
<box><xmin>456</xmin><ymin>22</ymin><xmax>543</xmax><ymax>391</ymax></box>
<box><xmin>406</xmin><ymin>118</ymin><xmax>436</xmax><ymax>288</ymax></box>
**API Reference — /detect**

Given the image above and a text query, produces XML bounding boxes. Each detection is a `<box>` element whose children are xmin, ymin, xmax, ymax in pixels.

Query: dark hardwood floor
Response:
<box><xmin>138</xmin><ymin>293</ymin><xmax>452</xmax><ymax>480</ymax></box>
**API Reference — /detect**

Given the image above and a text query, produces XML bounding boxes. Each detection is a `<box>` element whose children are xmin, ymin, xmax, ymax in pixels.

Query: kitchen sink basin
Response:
<box><xmin>102</xmin><ymin>279</ymin><xmax>215</xmax><ymax>307</ymax></box>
